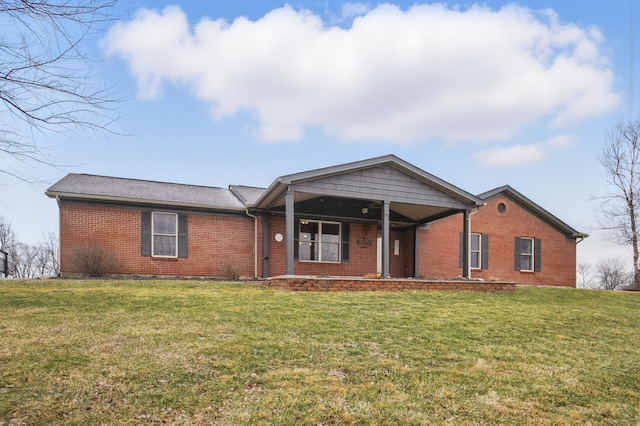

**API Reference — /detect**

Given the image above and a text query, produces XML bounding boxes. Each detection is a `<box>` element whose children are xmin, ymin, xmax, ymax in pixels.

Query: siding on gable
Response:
<box><xmin>292</xmin><ymin>165</ymin><xmax>469</xmax><ymax>209</ymax></box>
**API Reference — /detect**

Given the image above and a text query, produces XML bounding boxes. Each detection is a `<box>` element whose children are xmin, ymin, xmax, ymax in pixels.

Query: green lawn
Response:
<box><xmin>0</xmin><ymin>280</ymin><xmax>638</xmax><ymax>425</ymax></box>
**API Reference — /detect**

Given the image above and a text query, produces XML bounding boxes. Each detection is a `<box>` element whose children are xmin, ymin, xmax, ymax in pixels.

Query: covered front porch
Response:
<box><xmin>250</xmin><ymin>155</ymin><xmax>485</xmax><ymax>279</ymax></box>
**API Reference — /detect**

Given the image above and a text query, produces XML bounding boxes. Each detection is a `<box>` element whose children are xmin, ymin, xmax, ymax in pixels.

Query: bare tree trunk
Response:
<box><xmin>598</xmin><ymin>119</ymin><xmax>640</xmax><ymax>289</ymax></box>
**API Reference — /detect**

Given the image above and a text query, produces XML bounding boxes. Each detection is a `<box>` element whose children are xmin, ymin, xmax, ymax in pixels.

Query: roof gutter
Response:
<box><xmin>46</xmin><ymin>192</ymin><xmax>247</xmax><ymax>213</ymax></box>
<box><xmin>245</xmin><ymin>208</ymin><xmax>259</xmax><ymax>279</ymax></box>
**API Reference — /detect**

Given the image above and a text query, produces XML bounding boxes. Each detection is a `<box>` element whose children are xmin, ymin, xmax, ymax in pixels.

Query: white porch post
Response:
<box><xmin>285</xmin><ymin>189</ymin><xmax>295</xmax><ymax>275</ymax></box>
<box><xmin>462</xmin><ymin>207</ymin><xmax>471</xmax><ymax>279</ymax></box>
<box><xmin>382</xmin><ymin>199</ymin><xmax>390</xmax><ymax>278</ymax></box>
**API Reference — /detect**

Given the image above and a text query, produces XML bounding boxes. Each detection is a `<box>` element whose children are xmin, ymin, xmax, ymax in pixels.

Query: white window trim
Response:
<box><xmin>520</xmin><ymin>237</ymin><xmax>534</xmax><ymax>272</ymax></box>
<box><xmin>299</xmin><ymin>219</ymin><xmax>342</xmax><ymax>263</ymax></box>
<box><xmin>152</xmin><ymin>212</ymin><xmax>178</xmax><ymax>258</ymax></box>
<box><xmin>470</xmin><ymin>233</ymin><xmax>481</xmax><ymax>270</ymax></box>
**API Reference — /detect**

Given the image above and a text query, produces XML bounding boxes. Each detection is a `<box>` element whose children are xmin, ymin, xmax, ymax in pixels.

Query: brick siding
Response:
<box><xmin>60</xmin><ymin>201</ymin><xmax>261</xmax><ymax>278</ymax></box>
<box><xmin>58</xmin><ymin>194</ymin><xmax>577</xmax><ymax>286</ymax></box>
<box><xmin>418</xmin><ymin>194</ymin><xmax>577</xmax><ymax>287</ymax></box>
<box><xmin>266</xmin><ymin>218</ymin><xmax>379</xmax><ymax>277</ymax></box>
<box><xmin>262</xmin><ymin>276</ymin><xmax>515</xmax><ymax>292</ymax></box>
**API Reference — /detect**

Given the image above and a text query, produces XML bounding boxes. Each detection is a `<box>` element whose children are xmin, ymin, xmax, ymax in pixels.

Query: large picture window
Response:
<box><xmin>299</xmin><ymin>220</ymin><xmax>341</xmax><ymax>262</ymax></box>
<box><xmin>153</xmin><ymin>212</ymin><xmax>178</xmax><ymax>257</ymax></box>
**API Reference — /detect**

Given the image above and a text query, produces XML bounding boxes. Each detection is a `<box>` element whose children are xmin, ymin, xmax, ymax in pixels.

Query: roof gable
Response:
<box><xmin>254</xmin><ymin>154</ymin><xmax>484</xmax><ymax>209</ymax></box>
<box><xmin>293</xmin><ymin>165</ymin><xmax>470</xmax><ymax>209</ymax></box>
<box><xmin>478</xmin><ymin>185</ymin><xmax>587</xmax><ymax>239</ymax></box>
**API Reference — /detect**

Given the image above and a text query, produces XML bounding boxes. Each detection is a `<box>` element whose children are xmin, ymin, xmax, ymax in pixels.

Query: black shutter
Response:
<box><xmin>534</xmin><ymin>238</ymin><xmax>541</xmax><ymax>272</ymax></box>
<box><xmin>342</xmin><ymin>223</ymin><xmax>350</xmax><ymax>262</ymax></box>
<box><xmin>293</xmin><ymin>219</ymin><xmax>299</xmax><ymax>260</ymax></box>
<box><xmin>178</xmin><ymin>214</ymin><xmax>188</xmax><ymax>258</ymax></box>
<box><xmin>481</xmin><ymin>235</ymin><xmax>489</xmax><ymax>269</ymax></box>
<box><xmin>459</xmin><ymin>233</ymin><xmax>464</xmax><ymax>268</ymax></box>
<box><xmin>514</xmin><ymin>237</ymin><xmax>521</xmax><ymax>271</ymax></box>
<box><xmin>141</xmin><ymin>211</ymin><xmax>151</xmax><ymax>256</ymax></box>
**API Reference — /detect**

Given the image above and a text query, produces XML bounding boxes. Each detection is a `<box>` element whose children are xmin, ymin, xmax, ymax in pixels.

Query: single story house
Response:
<box><xmin>46</xmin><ymin>154</ymin><xmax>587</xmax><ymax>286</ymax></box>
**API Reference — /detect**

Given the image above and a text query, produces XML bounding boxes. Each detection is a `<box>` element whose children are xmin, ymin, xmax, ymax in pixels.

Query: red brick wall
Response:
<box><xmin>266</xmin><ymin>217</ymin><xmax>379</xmax><ymax>277</ymax></box>
<box><xmin>390</xmin><ymin>229</ymin><xmax>415</xmax><ymax>277</ymax></box>
<box><xmin>59</xmin><ymin>195</ymin><xmax>577</xmax><ymax>286</ymax></box>
<box><xmin>59</xmin><ymin>202</ymin><xmax>261</xmax><ymax>278</ymax></box>
<box><xmin>419</xmin><ymin>194</ymin><xmax>577</xmax><ymax>287</ymax></box>
<box><xmin>263</xmin><ymin>277</ymin><xmax>516</xmax><ymax>292</ymax></box>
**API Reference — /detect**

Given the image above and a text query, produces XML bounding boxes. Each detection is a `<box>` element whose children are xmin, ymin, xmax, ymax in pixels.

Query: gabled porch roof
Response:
<box><xmin>252</xmin><ymin>154</ymin><xmax>484</xmax><ymax>225</ymax></box>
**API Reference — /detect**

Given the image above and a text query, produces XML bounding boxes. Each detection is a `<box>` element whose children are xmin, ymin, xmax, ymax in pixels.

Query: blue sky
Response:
<box><xmin>2</xmin><ymin>0</ymin><xmax>638</xmax><ymax>272</ymax></box>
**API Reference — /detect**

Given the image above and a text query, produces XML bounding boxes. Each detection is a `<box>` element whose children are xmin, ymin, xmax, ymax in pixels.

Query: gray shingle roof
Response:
<box><xmin>46</xmin><ymin>174</ymin><xmax>261</xmax><ymax>211</ymax></box>
<box><xmin>229</xmin><ymin>185</ymin><xmax>266</xmax><ymax>205</ymax></box>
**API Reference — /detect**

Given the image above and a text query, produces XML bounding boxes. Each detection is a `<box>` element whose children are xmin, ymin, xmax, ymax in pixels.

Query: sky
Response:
<box><xmin>1</xmin><ymin>0</ymin><xmax>638</xmax><ymax>278</ymax></box>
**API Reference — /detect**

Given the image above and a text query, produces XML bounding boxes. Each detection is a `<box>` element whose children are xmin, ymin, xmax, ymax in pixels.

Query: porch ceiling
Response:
<box><xmin>268</xmin><ymin>193</ymin><xmax>460</xmax><ymax>227</ymax></box>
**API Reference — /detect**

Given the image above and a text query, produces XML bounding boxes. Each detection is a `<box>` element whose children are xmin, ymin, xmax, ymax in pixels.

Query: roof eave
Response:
<box><xmin>479</xmin><ymin>185</ymin><xmax>587</xmax><ymax>239</ymax></box>
<box><xmin>250</xmin><ymin>178</ymin><xmax>286</xmax><ymax>209</ymax></box>
<box><xmin>46</xmin><ymin>191</ymin><xmax>247</xmax><ymax>212</ymax></box>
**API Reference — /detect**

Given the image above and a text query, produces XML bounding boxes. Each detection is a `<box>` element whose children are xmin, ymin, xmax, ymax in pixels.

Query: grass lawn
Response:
<box><xmin>0</xmin><ymin>280</ymin><xmax>639</xmax><ymax>425</ymax></box>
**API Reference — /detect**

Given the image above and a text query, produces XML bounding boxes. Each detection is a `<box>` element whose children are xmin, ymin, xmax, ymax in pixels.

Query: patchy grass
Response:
<box><xmin>0</xmin><ymin>280</ymin><xmax>638</xmax><ymax>425</ymax></box>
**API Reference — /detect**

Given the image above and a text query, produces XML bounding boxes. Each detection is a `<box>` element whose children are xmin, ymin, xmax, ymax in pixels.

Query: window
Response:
<box><xmin>515</xmin><ymin>237</ymin><xmax>541</xmax><ymax>272</ymax></box>
<box><xmin>519</xmin><ymin>237</ymin><xmax>534</xmax><ymax>272</ymax></box>
<box><xmin>459</xmin><ymin>233</ymin><xmax>488</xmax><ymax>269</ymax></box>
<box><xmin>299</xmin><ymin>220</ymin><xmax>341</xmax><ymax>262</ymax></box>
<box><xmin>153</xmin><ymin>212</ymin><xmax>178</xmax><ymax>257</ymax></box>
<box><xmin>470</xmin><ymin>233</ymin><xmax>481</xmax><ymax>269</ymax></box>
<box><xmin>141</xmin><ymin>211</ymin><xmax>188</xmax><ymax>258</ymax></box>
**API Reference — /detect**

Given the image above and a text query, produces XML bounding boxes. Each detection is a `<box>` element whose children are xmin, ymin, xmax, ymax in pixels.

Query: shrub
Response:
<box><xmin>70</xmin><ymin>245</ymin><xmax>122</xmax><ymax>277</ymax></box>
<box><xmin>218</xmin><ymin>264</ymin><xmax>240</xmax><ymax>279</ymax></box>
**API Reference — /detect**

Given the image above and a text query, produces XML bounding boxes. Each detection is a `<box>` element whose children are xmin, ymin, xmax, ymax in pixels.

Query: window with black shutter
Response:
<box><xmin>460</xmin><ymin>233</ymin><xmax>489</xmax><ymax>269</ymax></box>
<box><xmin>141</xmin><ymin>211</ymin><xmax>188</xmax><ymax>258</ymax></box>
<box><xmin>515</xmin><ymin>237</ymin><xmax>540</xmax><ymax>272</ymax></box>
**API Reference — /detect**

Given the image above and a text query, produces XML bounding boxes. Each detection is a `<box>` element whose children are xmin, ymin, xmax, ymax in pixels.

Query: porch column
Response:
<box><xmin>262</xmin><ymin>211</ymin><xmax>269</xmax><ymax>278</ymax></box>
<box><xmin>382</xmin><ymin>199</ymin><xmax>390</xmax><ymax>278</ymax></box>
<box><xmin>285</xmin><ymin>189</ymin><xmax>295</xmax><ymax>275</ymax></box>
<box><xmin>414</xmin><ymin>225</ymin><xmax>421</xmax><ymax>278</ymax></box>
<box><xmin>462</xmin><ymin>207</ymin><xmax>471</xmax><ymax>279</ymax></box>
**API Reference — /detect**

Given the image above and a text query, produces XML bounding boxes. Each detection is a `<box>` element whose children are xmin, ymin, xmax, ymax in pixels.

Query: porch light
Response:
<box><xmin>361</xmin><ymin>207</ymin><xmax>368</xmax><ymax>215</ymax></box>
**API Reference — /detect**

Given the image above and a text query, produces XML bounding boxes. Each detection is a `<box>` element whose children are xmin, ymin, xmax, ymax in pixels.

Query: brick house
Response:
<box><xmin>418</xmin><ymin>185</ymin><xmax>587</xmax><ymax>287</ymax></box>
<box><xmin>46</xmin><ymin>155</ymin><xmax>586</xmax><ymax>286</ymax></box>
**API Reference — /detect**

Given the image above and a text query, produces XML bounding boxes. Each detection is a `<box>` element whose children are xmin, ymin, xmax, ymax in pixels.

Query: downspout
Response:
<box><xmin>245</xmin><ymin>208</ymin><xmax>258</xmax><ymax>278</ymax></box>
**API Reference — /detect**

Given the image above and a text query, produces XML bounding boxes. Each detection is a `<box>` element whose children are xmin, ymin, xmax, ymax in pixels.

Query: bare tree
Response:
<box><xmin>577</xmin><ymin>262</ymin><xmax>595</xmax><ymax>288</ymax></box>
<box><xmin>598</xmin><ymin>119</ymin><xmax>640</xmax><ymax>290</ymax></box>
<box><xmin>1</xmin><ymin>0</ymin><xmax>118</xmax><ymax>182</ymax></box>
<box><xmin>0</xmin><ymin>216</ymin><xmax>17</xmax><ymax>252</ymax></box>
<box><xmin>11</xmin><ymin>242</ymin><xmax>39</xmax><ymax>278</ymax></box>
<box><xmin>37</xmin><ymin>231</ymin><xmax>60</xmax><ymax>276</ymax></box>
<box><xmin>595</xmin><ymin>258</ymin><xmax>631</xmax><ymax>290</ymax></box>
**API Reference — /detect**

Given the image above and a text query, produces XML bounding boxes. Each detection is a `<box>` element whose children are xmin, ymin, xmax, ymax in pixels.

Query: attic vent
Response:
<box><xmin>497</xmin><ymin>202</ymin><xmax>507</xmax><ymax>214</ymax></box>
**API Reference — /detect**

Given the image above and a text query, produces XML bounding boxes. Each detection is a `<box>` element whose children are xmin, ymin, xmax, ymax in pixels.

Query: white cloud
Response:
<box><xmin>474</xmin><ymin>134</ymin><xmax>577</xmax><ymax>167</ymax></box>
<box><xmin>340</xmin><ymin>3</ymin><xmax>371</xmax><ymax>20</ymax></box>
<box><xmin>104</xmin><ymin>4</ymin><xmax>619</xmax><ymax>143</ymax></box>
<box><xmin>475</xmin><ymin>144</ymin><xmax>546</xmax><ymax>167</ymax></box>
